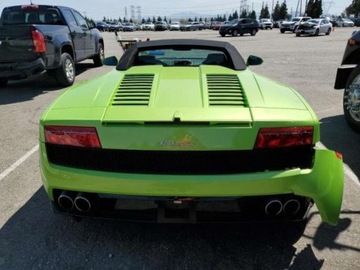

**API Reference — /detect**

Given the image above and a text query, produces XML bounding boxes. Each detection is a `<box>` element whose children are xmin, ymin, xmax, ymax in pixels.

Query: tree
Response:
<box><xmin>306</xmin><ymin>0</ymin><xmax>323</xmax><ymax>18</ymax></box>
<box><xmin>345</xmin><ymin>0</ymin><xmax>360</xmax><ymax>17</ymax></box>
<box><xmin>272</xmin><ymin>1</ymin><xmax>281</xmax><ymax>21</ymax></box>
<box><xmin>279</xmin><ymin>1</ymin><xmax>288</xmax><ymax>20</ymax></box>
<box><xmin>240</xmin><ymin>10</ymin><xmax>247</xmax><ymax>18</ymax></box>
<box><xmin>260</xmin><ymin>4</ymin><xmax>270</xmax><ymax>19</ymax></box>
<box><xmin>249</xmin><ymin>10</ymin><xmax>257</xmax><ymax>19</ymax></box>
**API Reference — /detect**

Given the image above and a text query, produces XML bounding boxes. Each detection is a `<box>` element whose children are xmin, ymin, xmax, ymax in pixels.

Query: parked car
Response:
<box><xmin>259</xmin><ymin>18</ymin><xmax>273</xmax><ymax>29</ymax></box>
<box><xmin>122</xmin><ymin>22</ymin><xmax>136</xmax><ymax>32</ymax></box>
<box><xmin>210</xmin><ymin>21</ymin><xmax>222</xmax><ymax>30</ymax></box>
<box><xmin>169</xmin><ymin>21</ymin><xmax>180</xmax><ymax>31</ymax></box>
<box><xmin>96</xmin><ymin>21</ymin><xmax>109</xmax><ymax>31</ymax></box>
<box><xmin>108</xmin><ymin>21</ymin><xmax>122</xmax><ymax>32</ymax></box>
<box><xmin>335</xmin><ymin>18</ymin><xmax>354</xmax><ymax>27</ymax></box>
<box><xmin>154</xmin><ymin>21</ymin><xmax>167</xmax><ymax>31</ymax></box>
<box><xmin>0</xmin><ymin>4</ymin><xmax>104</xmax><ymax>87</ymax></box>
<box><xmin>180</xmin><ymin>22</ymin><xmax>202</xmax><ymax>31</ymax></box>
<box><xmin>219</xmin><ymin>18</ymin><xmax>259</xmax><ymax>37</ymax></box>
<box><xmin>280</xmin><ymin>16</ymin><xmax>312</xmax><ymax>33</ymax></box>
<box><xmin>295</xmin><ymin>18</ymin><xmax>332</xmax><ymax>36</ymax></box>
<box><xmin>334</xmin><ymin>30</ymin><xmax>360</xmax><ymax>132</ymax></box>
<box><xmin>39</xmin><ymin>38</ymin><xmax>343</xmax><ymax>225</ymax></box>
<box><xmin>142</xmin><ymin>22</ymin><xmax>154</xmax><ymax>30</ymax></box>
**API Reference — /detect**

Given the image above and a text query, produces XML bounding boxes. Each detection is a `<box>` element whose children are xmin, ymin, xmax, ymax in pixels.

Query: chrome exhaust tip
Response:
<box><xmin>58</xmin><ymin>191</ymin><xmax>75</xmax><ymax>211</ymax></box>
<box><xmin>265</xmin><ymin>199</ymin><xmax>283</xmax><ymax>216</ymax></box>
<box><xmin>283</xmin><ymin>199</ymin><xmax>301</xmax><ymax>215</ymax></box>
<box><xmin>74</xmin><ymin>192</ymin><xmax>92</xmax><ymax>212</ymax></box>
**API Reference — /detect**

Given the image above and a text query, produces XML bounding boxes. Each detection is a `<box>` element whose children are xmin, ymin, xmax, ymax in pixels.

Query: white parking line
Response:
<box><xmin>0</xmin><ymin>145</ymin><xmax>39</xmax><ymax>182</ymax></box>
<box><xmin>318</xmin><ymin>142</ymin><xmax>360</xmax><ymax>187</ymax></box>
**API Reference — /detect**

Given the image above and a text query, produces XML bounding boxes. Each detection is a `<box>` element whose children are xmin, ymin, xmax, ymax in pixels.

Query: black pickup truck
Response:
<box><xmin>334</xmin><ymin>30</ymin><xmax>360</xmax><ymax>132</ymax></box>
<box><xmin>0</xmin><ymin>4</ymin><xmax>104</xmax><ymax>87</ymax></box>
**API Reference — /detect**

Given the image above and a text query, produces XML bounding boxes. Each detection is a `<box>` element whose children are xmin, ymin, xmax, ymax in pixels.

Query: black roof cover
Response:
<box><xmin>117</xmin><ymin>39</ymin><xmax>247</xmax><ymax>70</ymax></box>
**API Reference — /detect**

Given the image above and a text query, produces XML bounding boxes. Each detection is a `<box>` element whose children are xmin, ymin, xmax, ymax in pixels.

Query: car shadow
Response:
<box><xmin>320</xmin><ymin>114</ymin><xmax>360</xmax><ymax>181</ymax></box>
<box><xmin>0</xmin><ymin>62</ymin><xmax>98</xmax><ymax>105</ymax></box>
<box><xmin>0</xmin><ymin>188</ymin><xmax>329</xmax><ymax>270</ymax></box>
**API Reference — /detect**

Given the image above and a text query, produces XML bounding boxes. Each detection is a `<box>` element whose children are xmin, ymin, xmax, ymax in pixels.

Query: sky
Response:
<box><xmin>0</xmin><ymin>1</ymin><xmax>353</xmax><ymax>20</ymax></box>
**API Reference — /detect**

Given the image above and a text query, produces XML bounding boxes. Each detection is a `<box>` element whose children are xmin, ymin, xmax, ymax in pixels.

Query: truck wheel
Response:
<box><xmin>343</xmin><ymin>65</ymin><xmax>360</xmax><ymax>132</ymax></box>
<box><xmin>0</xmin><ymin>78</ymin><xmax>8</xmax><ymax>88</ymax></box>
<box><xmin>280</xmin><ymin>29</ymin><xmax>285</xmax><ymax>33</ymax></box>
<box><xmin>55</xmin><ymin>53</ymin><xmax>75</xmax><ymax>87</ymax></box>
<box><xmin>93</xmin><ymin>43</ymin><xmax>104</xmax><ymax>67</ymax></box>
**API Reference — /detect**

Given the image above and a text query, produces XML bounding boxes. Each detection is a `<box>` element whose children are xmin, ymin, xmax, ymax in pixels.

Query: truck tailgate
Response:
<box><xmin>0</xmin><ymin>25</ymin><xmax>38</xmax><ymax>62</ymax></box>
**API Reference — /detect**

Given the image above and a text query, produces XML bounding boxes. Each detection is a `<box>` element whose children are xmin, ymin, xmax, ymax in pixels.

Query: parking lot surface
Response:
<box><xmin>0</xmin><ymin>28</ymin><xmax>359</xmax><ymax>269</ymax></box>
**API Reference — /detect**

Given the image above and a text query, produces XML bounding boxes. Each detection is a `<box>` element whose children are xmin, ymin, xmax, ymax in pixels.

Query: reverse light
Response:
<box><xmin>32</xmin><ymin>30</ymin><xmax>46</xmax><ymax>53</ymax></box>
<box><xmin>45</xmin><ymin>126</ymin><xmax>101</xmax><ymax>148</ymax></box>
<box><xmin>254</xmin><ymin>127</ymin><xmax>313</xmax><ymax>149</ymax></box>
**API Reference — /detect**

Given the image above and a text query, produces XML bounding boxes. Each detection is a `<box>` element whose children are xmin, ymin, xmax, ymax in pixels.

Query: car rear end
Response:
<box><xmin>39</xmin><ymin>65</ymin><xmax>343</xmax><ymax>225</ymax></box>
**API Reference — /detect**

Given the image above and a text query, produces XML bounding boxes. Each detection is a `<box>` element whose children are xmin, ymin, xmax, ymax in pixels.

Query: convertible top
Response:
<box><xmin>116</xmin><ymin>39</ymin><xmax>247</xmax><ymax>70</ymax></box>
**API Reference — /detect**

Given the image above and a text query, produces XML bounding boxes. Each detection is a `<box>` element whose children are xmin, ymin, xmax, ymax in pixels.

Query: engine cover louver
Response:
<box><xmin>112</xmin><ymin>74</ymin><xmax>154</xmax><ymax>106</ymax></box>
<box><xmin>207</xmin><ymin>74</ymin><xmax>247</xmax><ymax>107</ymax></box>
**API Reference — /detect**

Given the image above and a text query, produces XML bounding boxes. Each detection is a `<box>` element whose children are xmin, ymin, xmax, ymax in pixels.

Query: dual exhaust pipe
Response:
<box><xmin>264</xmin><ymin>198</ymin><xmax>301</xmax><ymax>216</ymax></box>
<box><xmin>57</xmin><ymin>191</ymin><xmax>93</xmax><ymax>212</ymax></box>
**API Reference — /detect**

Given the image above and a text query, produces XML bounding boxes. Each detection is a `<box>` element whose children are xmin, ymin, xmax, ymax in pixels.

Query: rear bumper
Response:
<box><xmin>0</xmin><ymin>58</ymin><xmax>45</xmax><ymax>80</ymax></box>
<box><xmin>40</xmin><ymin>145</ymin><xmax>344</xmax><ymax>225</ymax></box>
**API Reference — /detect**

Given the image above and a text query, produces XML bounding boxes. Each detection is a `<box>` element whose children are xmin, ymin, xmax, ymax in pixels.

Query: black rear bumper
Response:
<box><xmin>0</xmin><ymin>58</ymin><xmax>46</xmax><ymax>80</ymax></box>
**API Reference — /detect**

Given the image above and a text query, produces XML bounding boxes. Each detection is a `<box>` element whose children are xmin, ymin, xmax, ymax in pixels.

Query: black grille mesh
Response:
<box><xmin>46</xmin><ymin>144</ymin><xmax>314</xmax><ymax>175</ymax></box>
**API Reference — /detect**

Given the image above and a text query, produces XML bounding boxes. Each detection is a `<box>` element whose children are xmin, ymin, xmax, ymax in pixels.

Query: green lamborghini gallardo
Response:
<box><xmin>39</xmin><ymin>39</ymin><xmax>343</xmax><ymax>224</ymax></box>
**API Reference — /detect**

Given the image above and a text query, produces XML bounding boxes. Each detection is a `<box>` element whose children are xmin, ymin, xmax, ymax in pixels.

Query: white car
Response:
<box><xmin>336</xmin><ymin>18</ymin><xmax>354</xmax><ymax>27</ymax></box>
<box><xmin>142</xmin><ymin>22</ymin><xmax>155</xmax><ymax>31</ymax></box>
<box><xmin>295</xmin><ymin>18</ymin><xmax>332</xmax><ymax>36</ymax></box>
<box><xmin>259</xmin><ymin>18</ymin><xmax>273</xmax><ymax>29</ymax></box>
<box><xmin>169</xmin><ymin>22</ymin><xmax>180</xmax><ymax>31</ymax></box>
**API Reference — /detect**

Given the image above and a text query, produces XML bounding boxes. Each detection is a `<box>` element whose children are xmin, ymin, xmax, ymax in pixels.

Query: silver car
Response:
<box><xmin>295</xmin><ymin>19</ymin><xmax>332</xmax><ymax>36</ymax></box>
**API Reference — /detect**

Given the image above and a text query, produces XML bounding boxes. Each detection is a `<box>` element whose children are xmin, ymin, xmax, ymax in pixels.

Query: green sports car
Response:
<box><xmin>39</xmin><ymin>39</ymin><xmax>344</xmax><ymax>225</ymax></box>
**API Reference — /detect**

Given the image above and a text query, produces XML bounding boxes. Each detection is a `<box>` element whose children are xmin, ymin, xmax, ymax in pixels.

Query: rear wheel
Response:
<box><xmin>280</xmin><ymin>29</ymin><xmax>285</xmax><ymax>33</ymax></box>
<box><xmin>93</xmin><ymin>43</ymin><xmax>104</xmax><ymax>67</ymax></box>
<box><xmin>250</xmin><ymin>29</ymin><xmax>257</xmax><ymax>36</ymax></box>
<box><xmin>232</xmin><ymin>29</ymin><xmax>238</xmax><ymax>36</ymax></box>
<box><xmin>315</xmin><ymin>29</ymin><xmax>319</xmax><ymax>36</ymax></box>
<box><xmin>343</xmin><ymin>65</ymin><xmax>360</xmax><ymax>132</ymax></box>
<box><xmin>54</xmin><ymin>53</ymin><xmax>75</xmax><ymax>87</ymax></box>
<box><xmin>326</xmin><ymin>28</ymin><xmax>331</xmax><ymax>35</ymax></box>
<box><xmin>0</xmin><ymin>77</ymin><xmax>8</xmax><ymax>88</ymax></box>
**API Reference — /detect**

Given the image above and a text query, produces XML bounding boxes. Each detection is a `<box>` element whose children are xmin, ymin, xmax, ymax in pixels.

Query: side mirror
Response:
<box><xmin>246</xmin><ymin>55</ymin><xmax>263</xmax><ymax>66</ymax></box>
<box><xmin>103</xmin><ymin>56</ymin><xmax>118</xmax><ymax>66</ymax></box>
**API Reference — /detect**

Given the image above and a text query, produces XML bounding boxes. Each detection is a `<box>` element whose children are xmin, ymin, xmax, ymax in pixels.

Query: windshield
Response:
<box><xmin>135</xmin><ymin>48</ymin><xmax>230</xmax><ymax>67</ymax></box>
<box><xmin>292</xmin><ymin>18</ymin><xmax>301</xmax><ymax>22</ymax></box>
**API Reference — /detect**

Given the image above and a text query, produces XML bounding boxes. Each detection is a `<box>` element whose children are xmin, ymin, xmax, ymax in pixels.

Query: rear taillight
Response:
<box><xmin>254</xmin><ymin>127</ymin><xmax>313</xmax><ymax>149</ymax></box>
<box><xmin>45</xmin><ymin>126</ymin><xmax>101</xmax><ymax>148</ymax></box>
<box><xmin>32</xmin><ymin>30</ymin><xmax>46</xmax><ymax>53</ymax></box>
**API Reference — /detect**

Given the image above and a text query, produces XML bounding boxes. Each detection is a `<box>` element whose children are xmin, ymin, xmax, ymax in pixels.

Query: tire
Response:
<box><xmin>326</xmin><ymin>28</ymin><xmax>331</xmax><ymax>35</ymax></box>
<box><xmin>343</xmin><ymin>65</ymin><xmax>360</xmax><ymax>132</ymax></box>
<box><xmin>280</xmin><ymin>29</ymin><xmax>285</xmax><ymax>33</ymax></box>
<box><xmin>232</xmin><ymin>29</ymin><xmax>238</xmax><ymax>36</ymax></box>
<box><xmin>250</xmin><ymin>29</ymin><xmax>257</xmax><ymax>36</ymax></box>
<box><xmin>315</xmin><ymin>29</ymin><xmax>319</xmax><ymax>36</ymax></box>
<box><xmin>220</xmin><ymin>33</ymin><xmax>225</xmax><ymax>37</ymax></box>
<box><xmin>0</xmin><ymin>77</ymin><xmax>8</xmax><ymax>88</ymax></box>
<box><xmin>296</xmin><ymin>33</ymin><xmax>300</xmax><ymax>37</ymax></box>
<box><xmin>54</xmin><ymin>53</ymin><xmax>75</xmax><ymax>87</ymax></box>
<box><xmin>93</xmin><ymin>43</ymin><xmax>104</xmax><ymax>67</ymax></box>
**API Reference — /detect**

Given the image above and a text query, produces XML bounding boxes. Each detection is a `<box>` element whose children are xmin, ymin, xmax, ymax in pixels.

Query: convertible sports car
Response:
<box><xmin>39</xmin><ymin>39</ymin><xmax>343</xmax><ymax>225</ymax></box>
